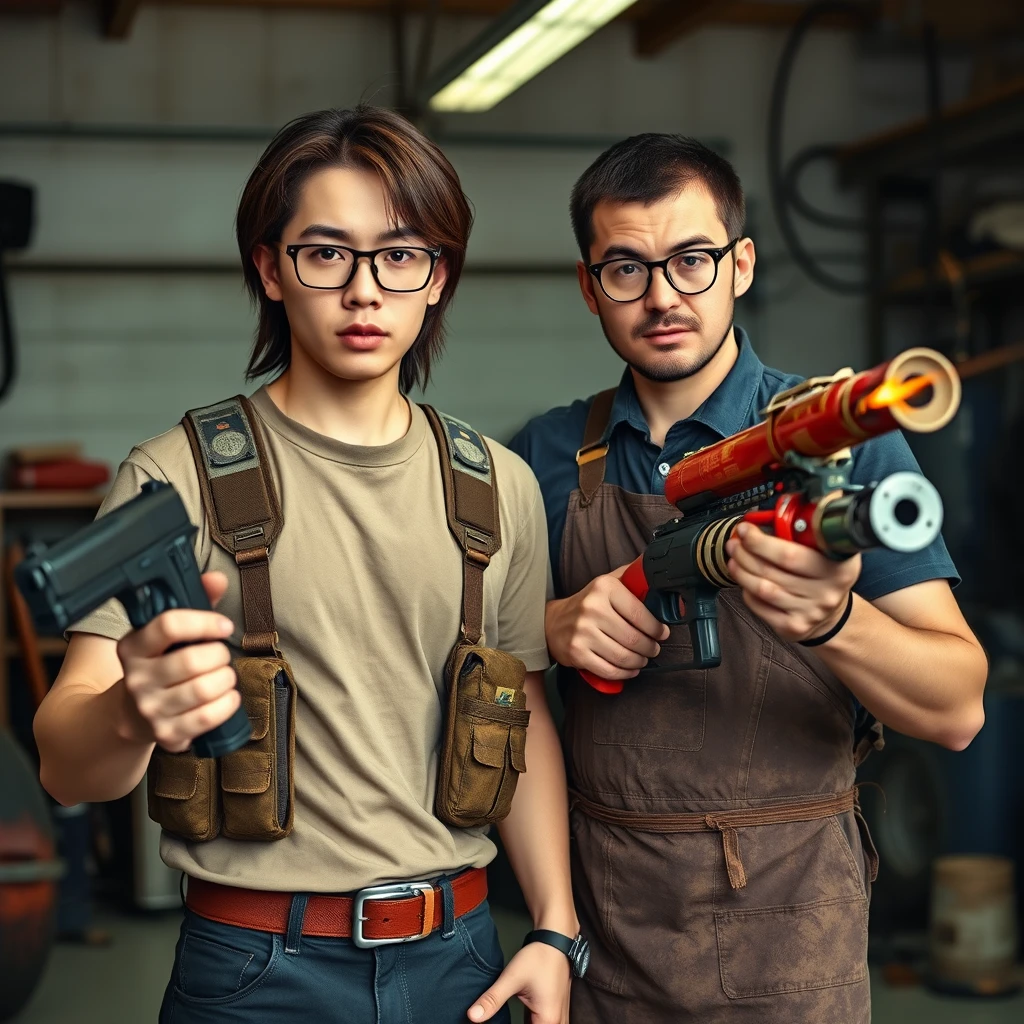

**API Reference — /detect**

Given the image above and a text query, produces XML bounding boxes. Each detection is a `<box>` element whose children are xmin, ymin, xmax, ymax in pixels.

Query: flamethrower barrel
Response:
<box><xmin>665</xmin><ymin>347</ymin><xmax>961</xmax><ymax>506</ymax></box>
<box><xmin>684</xmin><ymin>470</ymin><xmax>944</xmax><ymax>594</ymax></box>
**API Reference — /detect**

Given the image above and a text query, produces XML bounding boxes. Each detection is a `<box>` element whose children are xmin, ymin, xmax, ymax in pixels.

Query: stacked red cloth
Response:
<box><xmin>6</xmin><ymin>444</ymin><xmax>110</xmax><ymax>490</ymax></box>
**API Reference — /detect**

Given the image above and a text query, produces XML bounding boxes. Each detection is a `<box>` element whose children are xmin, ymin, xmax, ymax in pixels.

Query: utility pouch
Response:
<box><xmin>147</xmin><ymin>748</ymin><xmax>220</xmax><ymax>842</ymax></box>
<box><xmin>436</xmin><ymin>642</ymin><xmax>530</xmax><ymax>828</ymax></box>
<box><xmin>420</xmin><ymin>406</ymin><xmax>526</xmax><ymax>829</ymax></box>
<box><xmin>148</xmin><ymin>394</ymin><xmax>290</xmax><ymax>843</ymax></box>
<box><xmin>220</xmin><ymin>656</ymin><xmax>297</xmax><ymax>840</ymax></box>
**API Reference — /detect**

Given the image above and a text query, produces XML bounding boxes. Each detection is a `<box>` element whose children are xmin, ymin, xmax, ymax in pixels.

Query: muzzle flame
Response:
<box><xmin>856</xmin><ymin>373</ymin><xmax>936</xmax><ymax>415</ymax></box>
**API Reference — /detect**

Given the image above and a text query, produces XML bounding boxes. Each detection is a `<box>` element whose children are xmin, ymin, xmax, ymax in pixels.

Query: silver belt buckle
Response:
<box><xmin>351</xmin><ymin>880</ymin><xmax>434</xmax><ymax>949</ymax></box>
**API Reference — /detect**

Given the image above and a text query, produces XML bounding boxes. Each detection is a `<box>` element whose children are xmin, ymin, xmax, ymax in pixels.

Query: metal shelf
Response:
<box><xmin>838</xmin><ymin>77</ymin><xmax>1024</xmax><ymax>185</ymax></box>
<box><xmin>883</xmin><ymin>249</ymin><xmax>1024</xmax><ymax>304</ymax></box>
<box><xmin>0</xmin><ymin>489</ymin><xmax>106</xmax><ymax>509</ymax></box>
<box><xmin>4</xmin><ymin>637</ymin><xmax>66</xmax><ymax>658</ymax></box>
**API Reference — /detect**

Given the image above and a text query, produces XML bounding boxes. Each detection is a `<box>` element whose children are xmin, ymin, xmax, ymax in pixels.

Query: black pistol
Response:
<box><xmin>14</xmin><ymin>479</ymin><xmax>251</xmax><ymax>758</ymax></box>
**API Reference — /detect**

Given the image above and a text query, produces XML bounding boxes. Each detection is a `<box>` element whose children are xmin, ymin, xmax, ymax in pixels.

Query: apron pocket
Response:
<box><xmin>591</xmin><ymin>655</ymin><xmax>706</xmax><ymax>751</ymax></box>
<box><xmin>715</xmin><ymin>894</ymin><xmax>867</xmax><ymax>999</ymax></box>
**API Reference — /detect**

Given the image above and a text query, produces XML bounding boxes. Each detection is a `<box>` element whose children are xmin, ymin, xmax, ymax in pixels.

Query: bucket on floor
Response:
<box><xmin>928</xmin><ymin>854</ymin><xmax>1021</xmax><ymax>996</ymax></box>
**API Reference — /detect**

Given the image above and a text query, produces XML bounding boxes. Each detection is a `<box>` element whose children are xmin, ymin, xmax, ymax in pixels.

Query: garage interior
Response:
<box><xmin>0</xmin><ymin>1</ymin><xmax>1022</xmax><ymax>1022</ymax></box>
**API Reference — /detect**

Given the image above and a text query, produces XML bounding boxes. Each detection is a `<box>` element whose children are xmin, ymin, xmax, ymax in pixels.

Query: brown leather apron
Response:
<box><xmin>562</xmin><ymin>391</ymin><xmax>878</xmax><ymax>1023</ymax></box>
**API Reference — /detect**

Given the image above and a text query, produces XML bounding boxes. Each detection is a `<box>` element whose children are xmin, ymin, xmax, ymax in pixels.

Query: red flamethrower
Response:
<box><xmin>581</xmin><ymin>347</ymin><xmax>961</xmax><ymax>694</ymax></box>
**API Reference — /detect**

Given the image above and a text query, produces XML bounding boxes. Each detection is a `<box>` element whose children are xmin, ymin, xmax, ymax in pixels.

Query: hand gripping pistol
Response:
<box><xmin>14</xmin><ymin>480</ymin><xmax>251</xmax><ymax>757</ymax></box>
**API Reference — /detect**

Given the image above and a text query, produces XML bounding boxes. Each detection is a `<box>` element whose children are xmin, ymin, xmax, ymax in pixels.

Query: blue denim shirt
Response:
<box><xmin>509</xmin><ymin>326</ymin><xmax>959</xmax><ymax>599</ymax></box>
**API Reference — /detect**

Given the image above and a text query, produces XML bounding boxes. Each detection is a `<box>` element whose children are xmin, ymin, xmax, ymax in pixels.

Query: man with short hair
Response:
<box><xmin>34</xmin><ymin>106</ymin><xmax>577</xmax><ymax>1024</ymax></box>
<box><xmin>510</xmin><ymin>133</ymin><xmax>987</xmax><ymax>1022</ymax></box>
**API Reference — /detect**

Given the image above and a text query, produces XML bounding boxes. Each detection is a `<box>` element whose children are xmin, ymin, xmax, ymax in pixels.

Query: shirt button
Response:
<box><xmin>658</xmin><ymin>462</ymin><xmax>671</xmax><ymax>477</ymax></box>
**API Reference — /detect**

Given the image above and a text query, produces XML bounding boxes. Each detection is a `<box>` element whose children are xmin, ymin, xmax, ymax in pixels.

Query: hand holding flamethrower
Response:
<box><xmin>582</xmin><ymin>347</ymin><xmax>963</xmax><ymax>695</ymax></box>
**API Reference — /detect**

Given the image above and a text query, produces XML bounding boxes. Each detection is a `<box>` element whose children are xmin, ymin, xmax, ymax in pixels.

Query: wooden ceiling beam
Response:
<box><xmin>139</xmin><ymin>0</ymin><xmax>519</xmax><ymax>13</ymax></box>
<box><xmin>0</xmin><ymin>0</ymin><xmax>65</xmax><ymax>12</ymax></box>
<box><xmin>635</xmin><ymin>0</ymin><xmax>874</xmax><ymax>57</ymax></box>
<box><xmin>712</xmin><ymin>1</ymin><xmax>876</xmax><ymax>30</ymax></box>
<box><xmin>100</xmin><ymin>0</ymin><xmax>142</xmax><ymax>38</ymax></box>
<box><xmin>636</xmin><ymin>0</ymin><xmax>736</xmax><ymax>58</ymax></box>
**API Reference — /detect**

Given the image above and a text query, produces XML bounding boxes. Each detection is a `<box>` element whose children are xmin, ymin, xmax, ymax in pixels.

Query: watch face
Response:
<box><xmin>570</xmin><ymin>935</ymin><xmax>591</xmax><ymax>978</ymax></box>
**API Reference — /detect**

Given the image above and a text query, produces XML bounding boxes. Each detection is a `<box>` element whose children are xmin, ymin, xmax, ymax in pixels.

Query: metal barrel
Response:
<box><xmin>666</xmin><ymin>347</ymin><xmax>961</xmax><ymax>506</ymax></box>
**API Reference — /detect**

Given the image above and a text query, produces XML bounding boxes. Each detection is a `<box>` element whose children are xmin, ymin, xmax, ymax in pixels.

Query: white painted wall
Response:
<box><xmin>0</xmin><ymin>1</ymin><xmax>962</xmax><ymax>469</ymax></box>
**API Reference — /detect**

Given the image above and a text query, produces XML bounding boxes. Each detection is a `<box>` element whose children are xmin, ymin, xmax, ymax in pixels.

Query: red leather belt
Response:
<box><xmin>185</xmin><ymin>867</ymin><xmax>488</xmax><ymax>948</ymax></box>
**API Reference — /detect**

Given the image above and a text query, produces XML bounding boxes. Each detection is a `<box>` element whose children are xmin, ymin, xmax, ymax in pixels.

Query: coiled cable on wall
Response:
<box><xmin>767</xmin><ymin>0</ymin><xmax>874</xmax><ymax>295</ymax></box>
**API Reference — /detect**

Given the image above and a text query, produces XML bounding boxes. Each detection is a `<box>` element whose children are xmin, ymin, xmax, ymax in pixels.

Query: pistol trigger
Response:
<box><xmin>645</xmin><ymin>589</ymin><xmax>685</xmax><ymax>626</ymax></box>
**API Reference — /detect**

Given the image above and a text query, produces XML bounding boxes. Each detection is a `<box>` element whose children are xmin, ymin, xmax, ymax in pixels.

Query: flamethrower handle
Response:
<box><xmin>579</xmin><ymin>555</ymin><xmax>722</xmax><ymax>695</ymax></box>
<box><xmin>579</xmin><ymin>557</ymin><xmax>648</xmax><ymax>695</ymax></box>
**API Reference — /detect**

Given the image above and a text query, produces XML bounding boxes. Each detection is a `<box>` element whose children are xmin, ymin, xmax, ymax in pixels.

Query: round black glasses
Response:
<box><xmin>588</xmin><ymin>238</ymin><xmax>739</xmax><ymax>303</ymax></box>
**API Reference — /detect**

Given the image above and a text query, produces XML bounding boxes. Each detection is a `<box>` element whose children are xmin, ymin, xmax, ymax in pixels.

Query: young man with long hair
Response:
<box><xmin>35</xmin><ymin>106</ymin><xmax>577</xmax><ymax>1024</ymax></box>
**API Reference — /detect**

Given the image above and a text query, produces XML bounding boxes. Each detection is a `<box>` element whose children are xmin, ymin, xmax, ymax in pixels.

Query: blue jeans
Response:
<box><xmin>158</xmin><ymin>895</ymin><xmax>511</xmax><ymax>1024</ymax></box>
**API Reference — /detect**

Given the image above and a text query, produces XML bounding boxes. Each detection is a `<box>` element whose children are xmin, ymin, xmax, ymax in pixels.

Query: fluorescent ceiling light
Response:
<box><xmin>426</xmin><ymin>0</ymin><xmax>639</xmax><ymax>113</ymax></box>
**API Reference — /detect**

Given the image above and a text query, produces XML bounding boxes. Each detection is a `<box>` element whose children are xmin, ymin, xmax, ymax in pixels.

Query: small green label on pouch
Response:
<box><xmin>494</xmin><ymin>687</ymin><xmax>516</xmax><ymax>706</ymax></box>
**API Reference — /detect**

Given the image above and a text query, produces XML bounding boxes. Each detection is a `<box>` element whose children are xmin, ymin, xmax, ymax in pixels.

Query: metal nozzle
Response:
<box><xmin>817</xmin><ymin>472</ymin><xmax>943</xmax><ymax>556</ymax></box>
<box><xmin>866</xmin><ymin>472</ymin><xmax>943</xmax><ymax>552</ymax></box>
<box><xmin>882</xmin><ymin>348</ymin><xmax>961</xmax><ymax>434</ymax></box>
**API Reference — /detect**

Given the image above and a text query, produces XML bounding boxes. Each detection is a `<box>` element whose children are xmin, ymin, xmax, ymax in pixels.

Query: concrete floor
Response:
<box><xmin>13</xmin><ymin>904</ymin><xmax>1024</xmax><ymax>1024</ymax></box>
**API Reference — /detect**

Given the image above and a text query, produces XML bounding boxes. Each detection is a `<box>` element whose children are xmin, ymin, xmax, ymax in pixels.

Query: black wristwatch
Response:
<box><xmin>522</xmin><ymin>929</ymin><xmax>590</xmax><ymax>978</ymax></box>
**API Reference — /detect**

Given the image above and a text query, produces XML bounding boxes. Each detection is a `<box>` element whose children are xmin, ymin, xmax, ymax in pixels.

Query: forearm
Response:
<box><xmin>35</xmin><ymin>676</ymin><xmax>155</xmax><ymax>806</ymax></box>
<box><xmin>543</xmin><ymin>598</ymin><xmax>571</xmax><ymax>665</ymax></box>
<box><xmin>815</xmin><ymin>594</ymin><xmax>987</xmax><ymax>749</ymax></box>
<box><xmin>498</xmin><ymin>673</ymin><xmax>577</xmax><ymax>935</ymax></box>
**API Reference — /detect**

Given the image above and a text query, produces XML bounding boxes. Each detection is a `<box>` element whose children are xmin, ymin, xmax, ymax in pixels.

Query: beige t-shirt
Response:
<box><xmin>72</xmin><ymin>388</ymin><xmax>550</xmax><ymax>892</ymax></box>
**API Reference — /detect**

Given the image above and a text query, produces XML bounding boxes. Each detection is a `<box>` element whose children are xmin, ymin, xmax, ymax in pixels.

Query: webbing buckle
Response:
<box><xmin>576</xmin><ymin>443</ymin><xmax>609</xmax><ymax>467</ymax></box>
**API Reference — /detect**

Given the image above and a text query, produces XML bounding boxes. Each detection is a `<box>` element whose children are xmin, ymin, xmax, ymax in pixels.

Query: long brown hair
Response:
<box><xmin>237</xmin><ymin>106</ymin><xmax>473</xmax><ymax>393</ymax></box>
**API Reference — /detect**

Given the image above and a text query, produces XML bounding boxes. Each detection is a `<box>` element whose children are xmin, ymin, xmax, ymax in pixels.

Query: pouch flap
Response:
<box><xmin>241</xmin><ymin>695</ymin><xmax>270</xmax><ymax>742</ymax></box>
<box><xmin>472</xmin><ymin>727</ymin><xmax>509</xmax><ymax>769</ymax></box>
<box><xmin>477</xmin><ymin>649</ymin><xmax>527</xmax><ymax>691</ymax></box>
<box><xmin>508</xmin><ymin>732</ymin><xmax>527</xmax><ymax>773</ymax></box>
<box><xmin>235</xmin><ymin>655</ymin><xmax>282</xmax><ymax>741</ymax></box>
<box><xmin>220</xmin><ymin>750</ymin><xmax>273</xmax><ymax>794</ymax></box>
<box><xmin>154</xmin><ymin>753</ymin><xmax>201</xmax><ymax>801</ymax></box>
<box><xmin>455</xmin><ymin>645</ymin><xmax>526</xmax><ymax>704</ymax></box>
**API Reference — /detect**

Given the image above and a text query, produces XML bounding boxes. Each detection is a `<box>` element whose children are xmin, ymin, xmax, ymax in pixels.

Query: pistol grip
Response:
<box><xmin>680</xmin><ymin>585</ymin><xmax>722</xmax><ymax>669</ymax></box>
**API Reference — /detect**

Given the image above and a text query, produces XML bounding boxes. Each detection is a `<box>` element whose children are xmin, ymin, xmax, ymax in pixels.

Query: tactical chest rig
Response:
<box><xmin>146</xmin><ymin>397</ymin><xmax>531</xmax><ymax>843</ymax></box>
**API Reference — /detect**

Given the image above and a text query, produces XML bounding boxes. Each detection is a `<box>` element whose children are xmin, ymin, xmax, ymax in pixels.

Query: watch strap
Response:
<box><xmin>522</xmin><ymin>929</ymin><xmax>574</xmax><ymax>956</ymax></box>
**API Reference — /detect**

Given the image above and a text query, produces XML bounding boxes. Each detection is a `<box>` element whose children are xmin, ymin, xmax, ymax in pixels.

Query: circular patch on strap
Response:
<box><xmin>454</xmin><ymin>437</ymin><xmax>487</xmax><ymax>468</ymax></box>
<box><xmin>210</xmin><ymin>429</ymin><xmax>248</xmax><ymax>460</ymax></box>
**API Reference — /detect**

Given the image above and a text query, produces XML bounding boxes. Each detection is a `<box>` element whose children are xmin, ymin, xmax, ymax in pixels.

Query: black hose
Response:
<box><xmin>0</xmin><ymin>257</ymin><xmax>15</xmax><ymax>403</ymax></box>
<box><xmin>921</xmin><ymin>21</ymin><xmax>945</xmax><ymax>349</ymax></box>
<box><xmin>767</xmin><ymin>1</ymin><xmax>871</xmax><ymax>295</ymax></box>
<box><xmin>781</xmin><ymin>144</ymin><xmax>865</xmax><ymax>232</ymax></box>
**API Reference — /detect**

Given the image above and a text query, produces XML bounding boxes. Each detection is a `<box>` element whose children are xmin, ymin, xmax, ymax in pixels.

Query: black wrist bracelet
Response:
<box><xmin>799</xmin><ymin>591</ymin><xmax>854</xmax><ymax>648</ymax></box>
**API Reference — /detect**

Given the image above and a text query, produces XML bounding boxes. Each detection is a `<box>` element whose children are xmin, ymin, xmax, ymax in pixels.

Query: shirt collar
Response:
<box><xmin>604</xmin><ymin>326</ymin><xmax>764</xmax><ymax>445</ymax></box>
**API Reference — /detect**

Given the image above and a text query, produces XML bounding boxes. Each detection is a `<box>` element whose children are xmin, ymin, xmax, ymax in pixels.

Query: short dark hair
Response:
<box><xmin>569</xmin><ymin>134</ymin><xmax>745</xmax><ymax>261</ymax></box>
<box><xmin>237</xmin><ymin>106</ymin><xmax>473</xmax><ymax>393</ymax></box>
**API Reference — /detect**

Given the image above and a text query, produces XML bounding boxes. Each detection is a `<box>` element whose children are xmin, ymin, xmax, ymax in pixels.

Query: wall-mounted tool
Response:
<box><xmin>0</xmin><ymin>182</ymin><xmax>35</xmax><ymax>404</ymax></box>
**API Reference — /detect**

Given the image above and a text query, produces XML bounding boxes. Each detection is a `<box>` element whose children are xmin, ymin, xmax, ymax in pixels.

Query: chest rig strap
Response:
<box><xmin>182</xmin><ymin>396</ymin><xmax>283</xmax><ymax>657</ymax></box>
<box><xmin>576</xmin><ymin>389</ymin><xmax>617</xmax><ymax>506</ymax></box>
<box><xmin>421</xmin><ymin>406</ymin><xmax>502</xmax><ymax>645</ymax></box>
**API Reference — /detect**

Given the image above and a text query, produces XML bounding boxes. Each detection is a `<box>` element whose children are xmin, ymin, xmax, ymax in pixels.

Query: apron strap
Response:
<box><xmin>576</xmin><ymin>388</ymin><xmax>617</xmax><ymax>506</ymax></box>
<box><xmin>570</xmin><ymin>787</ymin><xmax>857</xmax><ymax>891</ymax></box>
